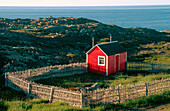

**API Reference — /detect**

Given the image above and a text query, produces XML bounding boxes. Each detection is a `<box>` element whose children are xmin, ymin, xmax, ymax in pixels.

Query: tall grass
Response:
<box><xmin>109</xmin><ymin>72</ymin><xmax>170</xmax><ymax>87</ymax></box>
<box><xmin>4</xmin><ymin>91</ymin><xmax>170</xmax><ymax>111</ymax></box>
<box><xmin>123</xmin><ymin>91</ymin><xmax>170</xmax><ymax>108</ymax></box>
<box><xmin>0</xmin><ymin>87</ymin><xmax>26</xmax><ymax>101</ymax></box>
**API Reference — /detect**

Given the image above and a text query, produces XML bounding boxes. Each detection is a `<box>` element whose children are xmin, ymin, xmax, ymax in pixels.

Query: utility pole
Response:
<box><xmin>92</xmin><ymin>37</ymin><xmax>94</xmax><ymax>47</ymax></box>
<box><xmin>109</xmin><ymin>33</ymin><xmax>112</xmax><ymax>42</ymax></box>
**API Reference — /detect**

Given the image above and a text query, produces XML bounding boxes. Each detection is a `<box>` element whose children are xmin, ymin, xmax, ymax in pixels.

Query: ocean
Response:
<box><xmin>0</xmin><ymin>5</ymin><xmax>170</xmax><ymax>31</ymax></box>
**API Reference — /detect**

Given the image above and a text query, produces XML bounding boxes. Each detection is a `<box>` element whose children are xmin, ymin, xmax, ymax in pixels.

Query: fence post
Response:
<box><xmin>80</xmin><ymin>92</ymin><xmax>83</xmax><ymax>108</ymax></box>
<box><xmin>125</xmin><ymin>62</ymin><xmax>127</xmax><ymax>72</ymax></box>
<box><xmin>49</xmin><ymin>87</ymin><xmax>54</xmax><ymax>103</ymax></box>
<box><xmin>145</xmin><ymin>82</ymin><xmax>148</xmax><ymax>96</ymax></box>
<box><xmin>86</xmin><ymin>63</ymin><xmax>88</xmax><ymax>73</ymax></box>
<box><xmin>5</xmin><ymin>73</ymin><xmax>8</xmax><ymax>87</ymax></box>
<box><xmin>118</xmin><ymin>85</ymin><xmax>121</xmax><ymax>103</ymax></box>
<box><xmin>28</xmin><ymin>70</ymin><xmax>30</xmax><ymax>77</ymax></box>
<box><xmin>103</xmin><ymin>94</ymin><xmax>105</xmax><ymax>104</ymax></box>
<box><xmin>28</xmin><ymin>82</ymin><xmax>32</xmax><ymax>96</ymax></box>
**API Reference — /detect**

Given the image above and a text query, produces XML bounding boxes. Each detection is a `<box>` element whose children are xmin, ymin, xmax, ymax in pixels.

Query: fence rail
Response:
<box><xmin>5</xmin><ymin>63</ymin><xmax>87</xmax><ymax>108</ymax></box>
<box><xmin>4</xmin><ymin>62</ymin><xmax>170</xmax><ymax>107</ymax></box>
<box><xmin>82</xmin><ymin>78</ymin><xmax>170</xmax><ymax>105</ymax></box>
<box><xmin>127</xmin><ymin>62</ymin><xmax>170</xmax><ymax>72</ymax></box>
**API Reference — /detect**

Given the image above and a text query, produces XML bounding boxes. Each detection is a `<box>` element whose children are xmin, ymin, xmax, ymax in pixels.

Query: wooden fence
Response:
<box><xmin>5</xmin><ymin>72</ymin><xmax>170</xmax><ymax>107</ymax></box>
<box><xmin>127</xmin><ymin>62</ymin><xmax>170</xmax><ymax>72</ymax></box>
<box><xmin>5</xmin><ymin>63</ymin><xmax>87</xmax><ymax>107</ymax></box>
<box><xmin>6</xmin><ymin>75</ymin><xmax>82</xmax><ymax>107</ymax></box>
<box><xmin>9</xmin><ymin>62</ymin><xmax>87</xmax><ymax>80</ymax></box>
<box><xmin>4</xmin><ymin>62</ymin><xmax>170</xmax><ymax>107</ymax></box>
<box><xmin>82</xmin><ymin>78</ymin><xmax>170</xmax><ymax>106</ymax></box>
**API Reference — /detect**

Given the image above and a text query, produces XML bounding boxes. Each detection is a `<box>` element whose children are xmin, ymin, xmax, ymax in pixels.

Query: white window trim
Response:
<box><xmin>98</xmin><ymin>56</ymin><xmax>105</xmax><ymax>66</ymax></box>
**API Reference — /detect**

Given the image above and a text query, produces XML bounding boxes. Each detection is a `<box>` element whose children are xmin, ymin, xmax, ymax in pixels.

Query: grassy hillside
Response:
<box><xmin>0</xmin><ymin>17</ymin><xmax>170</xmax><ymax>73</ymax></box>
<box><xmin>0</xmin><ymin>17</ymin><xmax>170</xmax><ymax>111</ymax></box>
<box><xmin>129</xmin><ymin>42</ymin><xmax>170</xmax><ymax>63</ymax></box>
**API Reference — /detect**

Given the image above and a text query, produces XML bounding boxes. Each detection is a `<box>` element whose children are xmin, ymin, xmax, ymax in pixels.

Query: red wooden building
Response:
<box><xmin>86</xmin><ymin>41</ymin><xmax>127</xmax><ymax>76</ymax></box>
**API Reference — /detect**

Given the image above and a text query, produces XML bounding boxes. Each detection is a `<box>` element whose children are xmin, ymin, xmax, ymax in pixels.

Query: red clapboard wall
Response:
<box><xmin>86</xmin><ymin>41</ymin><xmax>127</xmax><ymax>76</ymax></box>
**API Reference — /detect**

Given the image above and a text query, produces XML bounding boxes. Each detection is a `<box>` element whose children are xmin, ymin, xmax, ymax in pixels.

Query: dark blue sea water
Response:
<box><xmin>0</xmin><ymin>5</ymin><xmax>170</xmax><ymax>31</ymax></box>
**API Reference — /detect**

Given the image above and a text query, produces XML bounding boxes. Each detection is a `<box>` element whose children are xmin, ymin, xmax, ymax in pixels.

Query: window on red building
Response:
<box><xmin>98</xmin><ymin>56</ymin><xmax>105</xmax><ymax>66</ymax></box>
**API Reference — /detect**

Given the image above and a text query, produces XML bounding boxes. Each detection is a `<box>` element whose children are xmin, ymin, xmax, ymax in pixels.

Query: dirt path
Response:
<box><xmin>140</xmin><ymin>103</ymin><xmax>170</xmax><ymax>111</ymax></box>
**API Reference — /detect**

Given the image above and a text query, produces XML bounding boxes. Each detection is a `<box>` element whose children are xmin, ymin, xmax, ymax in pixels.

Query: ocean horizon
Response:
<box><xmin>0</xmin><ymin>5</ymin><xmax>170</xmax><ymax>31</ymax></box>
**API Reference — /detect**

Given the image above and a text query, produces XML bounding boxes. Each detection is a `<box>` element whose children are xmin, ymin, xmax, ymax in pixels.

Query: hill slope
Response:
<box><xmin>0</xmin><ymin>16</ymin><xmax>170</xmax><ymax>73</ymax></box>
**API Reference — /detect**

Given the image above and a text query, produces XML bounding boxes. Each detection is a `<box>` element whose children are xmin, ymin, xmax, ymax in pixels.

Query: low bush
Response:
<box><xmin>29</xmin><ymin>99</ymin><xmax>49</xmax><ymax>104</ymax></box>
<box><xmin>0</xmin><ymin>100</ymin><xmax>8</xmax><ymax>110</ymax></box>
<box><xmin>0</xmin><ymin>87</ymin><xmax>26</xmax><ymax>101</ymax></box>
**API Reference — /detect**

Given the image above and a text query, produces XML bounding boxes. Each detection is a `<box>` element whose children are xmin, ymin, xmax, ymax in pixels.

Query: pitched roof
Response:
<box><xmin>96</xmin><ymin>41</ymin><xmax>126</xmax><ymax>56</ymax></box>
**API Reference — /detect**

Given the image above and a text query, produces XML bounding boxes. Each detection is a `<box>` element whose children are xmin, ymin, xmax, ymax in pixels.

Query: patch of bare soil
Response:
<box><xmin>140</xmin><ymin>103</ymin><xmax>170</xmax><ymax>111</ymax></box>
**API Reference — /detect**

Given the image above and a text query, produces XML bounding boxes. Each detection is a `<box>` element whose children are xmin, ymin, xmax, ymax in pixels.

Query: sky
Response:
<box><xmin>0</xmin><ymin>0</ymin><xmax>170</xmax><ymax>6</ymax></box>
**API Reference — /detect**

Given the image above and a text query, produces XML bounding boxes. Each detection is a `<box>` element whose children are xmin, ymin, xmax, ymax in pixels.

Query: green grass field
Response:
<box><xmin>36</xmin><ymin>72</ymin><xmax>170</xmax><ymax>90</ymax></box>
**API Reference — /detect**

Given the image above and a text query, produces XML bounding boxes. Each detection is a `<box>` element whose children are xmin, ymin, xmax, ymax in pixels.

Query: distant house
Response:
<box><xmin>86</xmin><ymin>41</ymin><xmax>127</xmax><ymax>76</ymax></box>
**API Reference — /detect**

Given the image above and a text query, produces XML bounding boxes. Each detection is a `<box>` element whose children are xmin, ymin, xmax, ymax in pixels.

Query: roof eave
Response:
<box><xmin>86</xmin><ymin>45</ymin><xmax>108</xmax><ymax>56</ymax></box>
<box><xmin>96</xmin><ymin>45</ymin><xmax>108</xmax><ymax>56</ymax></box>
<box><xmin>86</xmin><ymin>45</ymin><xmax>97</xmax><ymax>54</ymax></box>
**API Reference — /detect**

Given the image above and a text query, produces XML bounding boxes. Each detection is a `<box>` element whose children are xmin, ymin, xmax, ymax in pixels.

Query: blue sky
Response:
<box><xmin>0</xmin><ymin>0</ymin><xmax>170</xmax><ymax>6</ymax></box>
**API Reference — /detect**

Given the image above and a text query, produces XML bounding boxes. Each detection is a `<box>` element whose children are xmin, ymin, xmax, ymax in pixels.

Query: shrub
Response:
<box><xmin>66</xmin><ymin>53</ymin><xmax>76</xmax><ymax>58</ymax></box>
<box><xmin>0</xmin><ymin>87</ymin><xmax>26</xmax><ymax>101</ymax></box>
<box><xmin>29</xmin><ymin>99</ymin><xmax>49</xmax><ymax>104</ymax></box>
<box><xmin>21</xmin><ymin>103</ymin><xmax>32</xmax><ymax>110</ymax></box>
<box><xmin>0</xmin><ymin>100</ymin><xmax>8</xmax><ymax>110</ymax></box>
